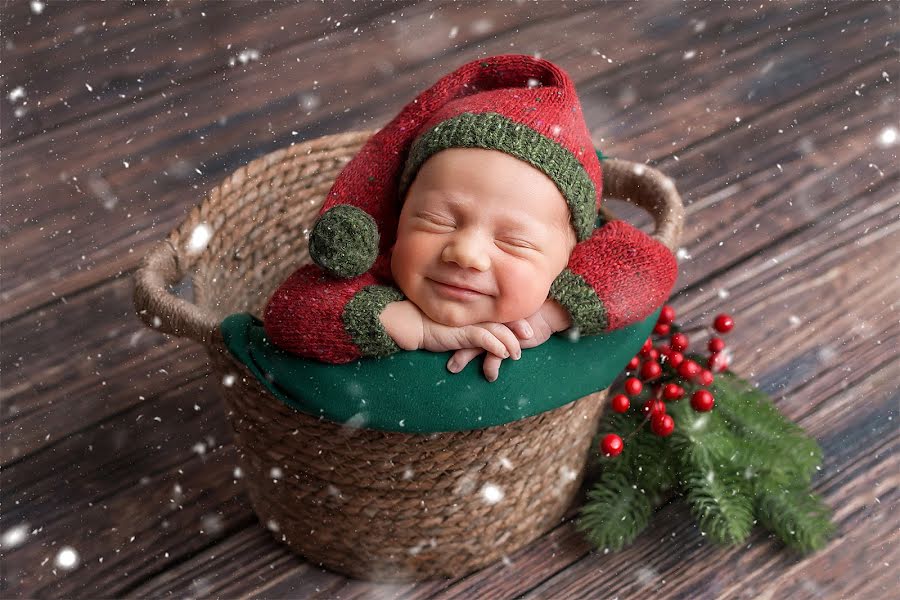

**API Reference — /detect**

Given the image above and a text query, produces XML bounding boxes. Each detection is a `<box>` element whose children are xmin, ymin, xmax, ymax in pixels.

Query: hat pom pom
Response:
<box><xmin>308</xmin><ymin>205</ymin><xmax>379</xmax><ymax>278</ymax></box>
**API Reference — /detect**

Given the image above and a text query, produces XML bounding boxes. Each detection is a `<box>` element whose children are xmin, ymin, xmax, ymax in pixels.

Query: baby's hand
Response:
<box><xmin>447</xmin><ymin>299</ymin><xmax>572</xmax><ymax>382</ymax></box>
<box><xmin>420</xmin><ymin>311</ymin><xmax>522</xmax><ymax>360</ymax></box>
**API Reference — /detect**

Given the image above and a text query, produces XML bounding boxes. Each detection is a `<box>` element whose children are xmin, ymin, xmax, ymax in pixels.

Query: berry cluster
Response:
<box><xmin>600</xmin><ymin>307</ymin><xmax>736</xmax><ymax>458</ymax></box>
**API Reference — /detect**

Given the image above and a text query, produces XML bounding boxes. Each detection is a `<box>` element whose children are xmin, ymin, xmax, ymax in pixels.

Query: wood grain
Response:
<box><xmin>1</xmin><ymin>1</ymin><xmax>896</xmax><ymax>598</ymax></box>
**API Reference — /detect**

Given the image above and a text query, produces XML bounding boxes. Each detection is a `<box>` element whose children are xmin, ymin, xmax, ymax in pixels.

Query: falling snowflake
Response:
<box><xmin>187</xmin><ymin>223</ymin><xmax>212</xmax><ymax>254</ymax></box>
<box><xmin>30</xmin><ymin>0</ymin><xmax>44</xmax><ymax>15</ymax></box>
<box><xmin>7</xmin><ymin>86</ymin><xmax>25</xmax><ymax>102</ymax></box>
<box><xmin>54</xmin><ymin>547</ymin><xmax>80</xmax><ymax>570</ymax></box>
<box><xmin>1</xmin><ymin>524</ymin><xmax>29</xmax><ymax>548</ymax></box>
<box><xmin>222</xmin><ymin>373</ymin><xmax>236</xmax><ymax>387</ymax></box>
<box><xmin>481</xmin><ymin>483</ymin><xmax>504</xmax><ymax>504</ymax></box>
<box><xmin>877</xmin><ymin>126</ymin><xmax>897</xmax><ymax>147</ymax></box>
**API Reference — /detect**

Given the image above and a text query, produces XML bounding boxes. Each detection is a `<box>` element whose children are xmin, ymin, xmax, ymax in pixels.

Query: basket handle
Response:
<box><xmin>133</xmin><ymin>238</ymin><xmax>221</xmax><ymax>345</ymax></box>
<box><xmin>601</xmin><ymin>158</ymin><xmax>684</xmax><ymax>252</ymax></box>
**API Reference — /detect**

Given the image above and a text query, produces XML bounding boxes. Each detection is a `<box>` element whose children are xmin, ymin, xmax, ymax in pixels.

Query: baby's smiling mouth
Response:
<box><xmin>427</xmin><ymin>277</ymin><xmax>491</xmax><ymax>298</ymax></box>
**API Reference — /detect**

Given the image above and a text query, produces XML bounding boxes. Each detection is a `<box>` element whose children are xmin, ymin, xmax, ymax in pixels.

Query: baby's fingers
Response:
<box><xmin>482</xmin><ymin>353</ymin><xmax>504</xmax><ymax>382</ymax></box>
<box><xmin>464</xmin><ymin>326</ymin><xmax>511</xmax><ymax>359</ymax></box>
<box><xmin>505</xmin><ymin>318</ymin><xmax>534</xmax><ymax>340</ymax></box>
<box><xmin>447</xmin><ymin>348</ymin><xmax>484</xmax><ymax>373</ymax></box>
<box><xmin>482</xmin><ymin>322</ymin><xmax>522</xmax><ymax>360</ymax></box>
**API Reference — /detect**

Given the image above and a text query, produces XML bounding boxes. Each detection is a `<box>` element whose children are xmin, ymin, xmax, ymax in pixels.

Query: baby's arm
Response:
<box><xmin>549</xmin><ymin>219</ymin><xmax>678</xmax><ymax>334</ymax></box>
<box><xmin>263</xmin><ymin>261</ymin><xmax>406</xmax><ymax>363</ymax></box>
<box><xmin>264</xmin><ymin>259</ymin><xmax>521</xmax><ymax>364</ymax></box>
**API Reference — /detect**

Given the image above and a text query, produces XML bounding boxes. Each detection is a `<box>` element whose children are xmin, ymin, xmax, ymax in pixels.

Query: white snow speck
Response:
<box><xmin>233</xmin><ymin>466</ymin><xmax>243</xmax><ymax>479</ymax></box>
<box><xmin>632</xmin><ymin>164</ymin><xmax>646</xmax><ymax>176</ymax></box>
<box><xmin>85</xmin><ymin>82</ymin><xmax>93</xmax><ymax>92</ymax></box>
<box><xmin>683</xmin><ymin>50</ymin><xmax>696</xmax><ymax>60</ymax></box>
<box><xmin>1</xmin><ymin>524</ymin><xmax>29</xmax><ymax>548</ymax></box>
<box><xmin>299</xmin><ymin>92</ymin><xmax>320</xmax><ymax>111</ymax></box>
<box><xmin>123</xmin><ymin>161</ymin><xmax>129</xmax><ymax>168</ymax></box>
<box><xmin>266</xmin><ymin>519</ymin><xmax>280</xmax><ymax>532</ymax></box>
<box><xmin>481</xmin><ymin>483</ymin><xmax>504</xmax><ymax>504</ymax></box>
<box><xmin>201</xmin><ymin>514</ymin><xmax>224</xmax><ymax>536</ymax></box>
<box><xmin>470</xmin><ymin>18</ymin><xmax>493</xmax><ymax>35</ymax></box>
<box><xmin>402</xmin><ymin>468</ymin><xmax>415</xmax><ymax>480</ymax></box>
<box><xmin>877</xmin><ymin>126</ymin><xmax>897</xmax><ymax>147</ymax></box>
<box><xmin>192</xmin><ymin>442</ymin><xmax>206</xmax><ymax>456</ymax></box>
<box><xmin>228</xmin><ymin>49</ymin><xmax>260</xmax><ymax>67</ymax></box>
<box><xmin>448</xmin><ymin>26</ymin><xmax>459</xmax><ymax>39</ymax></box>
<box><xmin>187</xmin><ymin>223</ymin><xmax>212</xmax><ymax>254</ymax></box>
<box><xmin>222</xmin><ymin>373</ymin><xmax>236</xmax><ymax>387</ymax></box>
<box><xmin>717</xmin><ymin>288</ymin><xmax>730</xmax><ymax>299</ymax></box>
<box><xmin>54</xmin><ymin>547</ymin><xmax>79</xmax><ymax>570</ymax></box>
<box><xmin>559</xmin><ymin>465</ymin><xmax>578</xmax><ymax>482</ymax></box>
<box><xmin>789</xmin><ymin>315</ymin><xmax>802</xmax><ymax>327</ymax></box>
<box><xmin>551</xmin><ymin>124</ymin><xmax>562</xmax><ymax>136</ymax></box>
<box><xmin>8</xmin><ymin>86</ymin><xmax>25</xmax><ymax>102</ymax></box>
<box><xmin>30</xmin><ymin>0</ymin><xmax>44</xmax><ymax>15</ymax></box>
<box><xmin>270</xmin><ymin>466</ymin><xmax>283</xmax><ymax>480</ymax></box>
<box><xmin>499</xmin><ymin>457</ymin><xmax>514</xmax><ymax>470</ymax></box>
<box><xmin>676</xmin><ymin>247</ymin><xmax>692</xmax><ymax>260</ymax></box>
<box><xmin>151</xmin><ymin>315</ymin><xmax>162</xmax><ymax>328</ymax></box>
<box><xmin>527</xmin><ymin>77</ymin><xmax>541</xmax><ymax>88</ymax></box>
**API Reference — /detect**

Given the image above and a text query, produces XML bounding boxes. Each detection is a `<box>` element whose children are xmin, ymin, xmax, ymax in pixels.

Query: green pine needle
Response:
<box><xmin>678</xmin><ymin>444</ymin><xmax>756</xmax><ymax>545</ymax></box>
<box><xmin>575</xmin><ymin>471</ymin><xmax>654</xmax><ymax>551</ymax></box>
<box><xmin>754</xmin><ymin>484</ymin><xmax>836</xmax><ymax>553</ymax></box>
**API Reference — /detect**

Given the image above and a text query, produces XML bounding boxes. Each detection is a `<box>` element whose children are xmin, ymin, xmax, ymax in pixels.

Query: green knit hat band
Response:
<box><xmin>397</xmin><ymin>112</ymin><xmax>597</xmax><ymax>242</ymax></box>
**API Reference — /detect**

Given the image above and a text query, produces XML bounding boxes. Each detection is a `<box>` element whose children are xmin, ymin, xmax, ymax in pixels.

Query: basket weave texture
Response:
<box><xmin>133</xmin><ymin>130</ymin><xmax>684</xmax><ymax>582</ymax></box>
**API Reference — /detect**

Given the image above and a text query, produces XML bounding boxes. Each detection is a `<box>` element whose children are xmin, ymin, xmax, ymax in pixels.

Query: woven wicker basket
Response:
<box><xmin>133</xmin><ymin>130</ymin><xmax>684</xmax><ymax>582</ymax></box>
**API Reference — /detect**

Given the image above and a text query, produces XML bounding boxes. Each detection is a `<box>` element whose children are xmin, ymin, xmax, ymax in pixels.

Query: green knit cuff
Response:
<box><xmin>342</xmin><ymin>285</ymin><xmax>406</xmax><ymax>358</ymax></box>
<box><xmin>548</xmin><ymin>268</ymin><xmax>609</xmax><ymax>336</ymax></box>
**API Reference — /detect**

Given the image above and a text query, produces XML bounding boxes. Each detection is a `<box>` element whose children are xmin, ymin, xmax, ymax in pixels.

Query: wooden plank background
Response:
<box><xmin>1</xmin><ymin>1</ymin><xmax>897</xmax><ymax>598</ymax></box>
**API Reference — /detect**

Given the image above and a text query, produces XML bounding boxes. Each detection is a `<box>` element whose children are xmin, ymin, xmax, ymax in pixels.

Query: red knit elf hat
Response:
<box><xmin>308</xmin><ymin>54</ymin><xmax>604</xmax><ymax>278</ymax></box>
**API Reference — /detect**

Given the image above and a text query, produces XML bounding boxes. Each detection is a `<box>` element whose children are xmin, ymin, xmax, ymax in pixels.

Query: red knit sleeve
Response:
<box><xmin>262</xmin><ymin>257</ymin><xmax>405</xmax><ymax>364</ymax></box>
<box><xmin>548</xmin><ymin>220</ymin><xmax>678</xmax><ymax>334</ymax></box>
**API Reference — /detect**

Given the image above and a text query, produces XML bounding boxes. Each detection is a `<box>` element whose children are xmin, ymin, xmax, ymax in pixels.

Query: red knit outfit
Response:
<box><xmin>263</xmin><ymin>55</ymin><xmax>678</xmax><ymax>364</ymax></box>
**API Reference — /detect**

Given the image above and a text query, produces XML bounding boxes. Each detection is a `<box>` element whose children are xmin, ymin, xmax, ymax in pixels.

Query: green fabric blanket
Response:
<box><xmin>220</xmin><ymin>306</ymin><xmax>659</xmax><ymax>433</ymax></box>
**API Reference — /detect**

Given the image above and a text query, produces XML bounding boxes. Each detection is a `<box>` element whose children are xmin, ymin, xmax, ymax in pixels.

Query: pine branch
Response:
<box><xmin>575</xmin><ymin>470</ymin><xmax>655</xmax><ymax>551</ymax></box>
<box><xmin>754</xmin><ymin>484</ymin><xmax>836</xmax><ymax>554</ymax></box>
<box><xmin>678</xmin><ymin>445</ymin><xmax>755</xmax><ymax>545</ymax></box>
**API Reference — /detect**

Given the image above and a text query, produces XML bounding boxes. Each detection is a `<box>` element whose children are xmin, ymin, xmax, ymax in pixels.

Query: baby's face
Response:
<box><xmin>391</xmin><ymin>147</ymin><xmax>577</xmax><ymax>327</ymax></box>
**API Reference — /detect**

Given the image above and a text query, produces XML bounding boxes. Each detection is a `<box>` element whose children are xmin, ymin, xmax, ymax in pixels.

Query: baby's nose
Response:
<box><xmin>442</xmin><ymin>233</ymin><xmax>491</xmax><ymax>271</ymax></box>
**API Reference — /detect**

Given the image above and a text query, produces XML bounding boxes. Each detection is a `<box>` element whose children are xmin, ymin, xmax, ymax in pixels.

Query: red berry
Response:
<box><xmin>708</xmin><ymin>352</ymin><xmax>729</xmax><ymax>373</ymax></box>
<box><xmin>662</xmin><ymin>383</ymin><xmax>684</xmax><ymax>401</ymax></box>
<box><xmin>624</xmin><ymin>377</ymin><xmax>643</xmax><ymax>396</ymax></box>
<box><xmin>648</xmin><ymin>348</ymin><xmax>660</xmax><ymax>361</ymax></box>
<box><xmin>641</xmin><ymin>337</ymin><xmax>653</xmax><ymax>354</ymax></box>
<box><xmin>601</xmin><ymin>433</ymin><xmax>624</xmax><ymax>457</ymax></box>
<box><xmin>667</xmin><ymin>351</ymin><xmax>684</xmax><ymax>368</ymax></box>
<box><xmin>627</xmin><ymin>356</ymin><xmax>640</xmax><ymax>370</ymax></box>
<box><xmin>677</xmin><ymin>359</ymin><xmax>701</xmax><ymax>379</ymax></box>
<box><xmin>640</xmin><ymin>360</ymin><xmax>662</xmax><ymax>380</ymax></box>
<box><xmin>651</xmin><ymin>414</ymin><xmax>675</xmax><ymax>437</ymax></box>
<box><xmin>611</xmin><ymin>394</ymin><xmax>631</xmax><ymax>413</ymax></box>
<box><xmin>670</xmin><ymin>332</ymin><xmax>689</xmax><ymax>352</ymax></box>
<box><xmin>653</xmin><ymin>322</ymin><xmax>671</xmax><ymax>336</ymax></box>
<box><xmin>708</xmin><ymin>337</ymin><xmax>725</xmax><ymax>353</ymax></box>
<box><xmin>698</xmin><ymin>369</ymin><xmax>715</xmax><ymax>386</ymax></box>
<box><xmin>714</xmin><ymin>313</ymin><xmax>735</xmax><ymax>333</ymax></box>
<box><xmin>658</xmin><ymin>305</ymin><xmax>676</xmax><ymax>325</ymax></box>
<box><xmin>691</xmin><ymin>389</ymin><xmax>715</xmax><ymax>412</ymax></box>
<box><xmin>642</xmin><ymin>399</ymin><xmax>667</xmax><ymax>419</ymax></box>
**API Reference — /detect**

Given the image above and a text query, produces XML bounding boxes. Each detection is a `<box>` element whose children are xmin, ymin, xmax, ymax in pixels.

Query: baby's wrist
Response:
<box><xmin>379</xmin><ymin>300</ymin><xmax>424</xmax><ymax>351</ymax></box>
<box><xmin>544</xmin><ymin>298</ymin><xmax>573</xmax><ymax>332</ymax></box>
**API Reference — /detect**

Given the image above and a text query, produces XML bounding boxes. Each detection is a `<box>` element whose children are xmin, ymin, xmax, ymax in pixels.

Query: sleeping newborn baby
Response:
<box><xmin>263</xmin><ymin>54</ymin><xmax>678</xmax><ymax>382</ymax></box>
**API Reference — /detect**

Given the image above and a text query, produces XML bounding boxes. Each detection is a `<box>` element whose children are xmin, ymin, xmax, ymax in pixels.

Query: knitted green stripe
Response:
<box><xmin>549</xmin><ymin>268</ymin><xmax>608</xmax><ymax>335</ymax></box>
<box><xmin>342</xmin><ymin>285</ymin><xmax>406</xmax><ymax>357</ymax></box>
<box><xmin>398</xmin><ymin>112</ymin><xmax>597</xmax><ymax>242</ymax></box>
